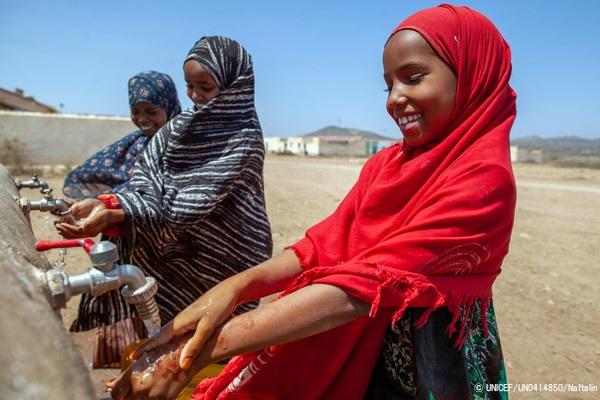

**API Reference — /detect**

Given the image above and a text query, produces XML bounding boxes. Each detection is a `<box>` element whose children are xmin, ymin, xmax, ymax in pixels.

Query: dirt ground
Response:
<box><xmin>23</xmin><ymin>155</ymin><xmax>599</xmax><ymax>399</ymax></box>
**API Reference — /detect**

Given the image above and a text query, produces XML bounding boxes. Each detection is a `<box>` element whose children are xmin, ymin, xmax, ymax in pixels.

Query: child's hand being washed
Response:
<box><xmin>107</xmin><ymin>334</ymin><xmax>197</xmax><ymax>400</ymax></box>
<box><xmin>132</xmin><ymin>279</ymin><xmax>242</xmax><ymax>371</ymax></box>
<box><xmin>55</xmin><ymin>198</ymin><xmax>121</xmax><ymax>238</ymax></box>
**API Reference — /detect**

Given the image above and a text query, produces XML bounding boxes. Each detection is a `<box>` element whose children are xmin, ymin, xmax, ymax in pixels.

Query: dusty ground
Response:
<box><xmin>23</xmin><ymin>155</ymin><xmax>599</xmax><ymax>399</ymax></box>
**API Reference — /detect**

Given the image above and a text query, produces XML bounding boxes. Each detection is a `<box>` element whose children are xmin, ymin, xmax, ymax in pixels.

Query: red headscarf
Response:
<box><xmin>194</xmin><ymin>4</ymin><xmax>517</xmax><ymax>399</ymax></box>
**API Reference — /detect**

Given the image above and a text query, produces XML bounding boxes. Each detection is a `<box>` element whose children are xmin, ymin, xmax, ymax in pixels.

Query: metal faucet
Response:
<box><xmin>13</xmin><ymin>174</ymin><xmax>50</xmax><ymax>192</ymax></box>
<box><xmin>35</xmin><ymin>239</ymin><xmax>160</xmax><ymax>322</ymax></box>
<box><xmin>15</xmin><ymin>188</ymin><xmax>71</xmax><ymax>217</ymax></box>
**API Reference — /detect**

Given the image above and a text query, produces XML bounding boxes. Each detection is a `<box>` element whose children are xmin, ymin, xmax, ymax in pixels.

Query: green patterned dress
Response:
<box><xmin>365</xmin><ymin>300</ymin><xmax>508</xmax><ymax>400</ymax></box>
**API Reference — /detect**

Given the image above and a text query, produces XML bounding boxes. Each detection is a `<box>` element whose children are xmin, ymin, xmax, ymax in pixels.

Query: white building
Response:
<box><xmin>510</xmin><ymin>146</ymin><xmax>543</xmax><ymax>163</ymax></box>
<box><xmin>265</xmin><ymin>126</ymin><xmax>399</xmax><ymax>157</ymax></box>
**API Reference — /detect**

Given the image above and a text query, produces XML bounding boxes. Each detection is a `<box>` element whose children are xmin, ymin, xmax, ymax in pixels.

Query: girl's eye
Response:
<box><xmin>383</xmin><ymin>87</ymin><xmax>391</xmax><ymax>93</ymax></box>
<box><xmin>407</xmin><ymin>74</ymin><xmax>424</xmax><ymax>84</ymax></box>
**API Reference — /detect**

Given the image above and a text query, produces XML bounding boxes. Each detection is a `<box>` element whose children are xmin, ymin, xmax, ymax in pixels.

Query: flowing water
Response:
<box><xmin>143</xmin><ymin>315</ymin><xmax>162</xmax><ymax>339</ymax></box>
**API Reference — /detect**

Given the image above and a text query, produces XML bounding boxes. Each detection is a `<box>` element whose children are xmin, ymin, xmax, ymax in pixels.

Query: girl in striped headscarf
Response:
<box><xmin>57</xmin><ymin>36</ymin><xmax>273</xmax><ymax>368</ymax></box>
<box><xmin>62</xmin><ymin>70</ymin><xmax>181</xmax><ymax>200</ymax></box>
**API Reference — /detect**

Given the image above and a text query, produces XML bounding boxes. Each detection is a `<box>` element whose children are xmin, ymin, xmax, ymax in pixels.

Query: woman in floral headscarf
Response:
<box><xmin>61</xmin><ymin>70</ymin><xmax>182</xmax><ymax>368</ymax></box>
<box><xmin>62</xmin><ymin>70</ymin><xmax>181</xmax><ymax>200</ymax></box>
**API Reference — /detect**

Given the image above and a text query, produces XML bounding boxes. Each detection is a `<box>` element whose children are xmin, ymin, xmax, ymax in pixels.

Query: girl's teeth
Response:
<box><xmin>398</xmin><ymin>114</ymin><xmax>419</xmax><ymax>125</ymax></box>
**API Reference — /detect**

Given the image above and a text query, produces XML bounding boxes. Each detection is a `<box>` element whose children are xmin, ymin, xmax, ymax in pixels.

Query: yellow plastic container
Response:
<box><xmin>176</xmin><ymin>363</ymin><xmax>225</xmax><ymax>399</ymax></box>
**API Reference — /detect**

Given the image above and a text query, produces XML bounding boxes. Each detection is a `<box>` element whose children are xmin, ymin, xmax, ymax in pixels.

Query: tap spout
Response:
<box><xmin>15</xmin><ymin>194</ymin><xmax>71</xmax><ymax>216</ymax></box>
<box><xmin>28</xmin><ymin>197</ymin><xmax>70</xmax><ymax>215</ymax></box>
<box><xmin>44</xmin><ymin>264</ymin><xmax>159</xmax><ymax>320</ymax></box>
<box><xmin>14</xmin><ymin>174</ymin><xmax>50</xmax><ymax>193</ymax></box>
<box><xmin>36</xmin><ymin>239</ymin><xmax>160</xmax><ymax>325</ymax></box>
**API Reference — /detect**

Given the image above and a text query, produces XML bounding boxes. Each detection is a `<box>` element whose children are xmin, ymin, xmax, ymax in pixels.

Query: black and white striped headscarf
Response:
<box><xmin>72</xmin><ymin>36</ymin><xmax>273</xmax><ymax>330</ymax></box>
<box><xmin>185</xmin><ymin>35</ymin><xmax>249</xmax><ymax>91</ymax></box>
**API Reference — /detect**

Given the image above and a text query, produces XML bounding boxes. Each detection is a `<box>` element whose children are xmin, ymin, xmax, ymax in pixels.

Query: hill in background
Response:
<box><xmin>510</xmin><ymin>135</ymin><xmax>600</xmax><ymax>160</ymax></box>
<box><xmin>284</xmin><ymin>126</ymin><xmax>600</xmax><ymax>163</ymax></box>
<box><xmin>302</xmin><ymin>127</ymin><xmax>600</xmax><ymax>161</ymax></box>
<box><xmin>304</xmin><ymin>125</ymin><xmax>399</xmax><ymax>141</ymax></box>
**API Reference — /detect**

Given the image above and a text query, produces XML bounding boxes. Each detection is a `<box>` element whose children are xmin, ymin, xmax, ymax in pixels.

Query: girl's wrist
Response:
<box><xmin>100</xmin><ymin>209</ymin><xmax>126</xmax><ymax>237</ymax></box>
<box><xmin>97</xmin><ymin>194</ymin><xmax>120</xmax><ymax>209</ymax></box>
<box><xmin>109</xmin><ymin>208</ymin><xmax>125</xmax><ymax>224</ymax></box>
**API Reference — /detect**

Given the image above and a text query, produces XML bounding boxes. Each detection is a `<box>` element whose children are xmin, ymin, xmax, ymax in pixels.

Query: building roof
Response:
<box><xmin>0</xmin><ymin>87</ymin><xmax>58</xmax><ymax>113</ymax></box>
<box><xmin>303</xmin><ymin>125</ymin><xmax>398</xmax><ymax>141</ymax></box>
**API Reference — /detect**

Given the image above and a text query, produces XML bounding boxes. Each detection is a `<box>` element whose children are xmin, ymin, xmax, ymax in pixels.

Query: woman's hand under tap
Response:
<box><xmin>55</xmin><ymin>198</ymin><xmax>119</xmax><ymax>238</ymax></box>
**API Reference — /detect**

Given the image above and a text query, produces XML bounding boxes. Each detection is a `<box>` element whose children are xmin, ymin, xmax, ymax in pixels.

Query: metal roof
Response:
<box><xmin>0</xmin><ymin>87</ymin><xmax>58</xmax><ymax>113</ymax></box>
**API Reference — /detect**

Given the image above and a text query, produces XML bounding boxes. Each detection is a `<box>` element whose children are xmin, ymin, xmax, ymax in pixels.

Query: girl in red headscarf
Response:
<box><xmin>108</xmin><ymin>4</ymin><xmax>516</xmax><ymax>399</ymax></box>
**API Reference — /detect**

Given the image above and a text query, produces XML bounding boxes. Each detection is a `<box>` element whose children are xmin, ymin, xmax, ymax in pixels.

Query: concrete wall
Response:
<box><xmin>0</xmin><ymin>110</ymin><xmax>136</xmax><ymax>166</ymax></box>
<box><xmin>319</xmin><ymin>139</ymin><xmax>359</xmax><ymax>157</ymax></box>
<box><xmin>0</xmin><ymin>163</ymin><xmax>95</xmax><ymax>399</ymax></box>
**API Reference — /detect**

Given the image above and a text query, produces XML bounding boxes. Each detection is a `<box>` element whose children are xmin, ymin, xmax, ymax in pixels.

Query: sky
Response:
<box><xmin>1</xmin><ymin>0</ymin><xmax>599</xmax><ymax>140</ymax></box>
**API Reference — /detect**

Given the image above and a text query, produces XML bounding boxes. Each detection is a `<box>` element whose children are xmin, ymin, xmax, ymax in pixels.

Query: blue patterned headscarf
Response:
<box><xmin>128</xmin><ymin>71</ymin><xmax>181</xmax><ymax>119</ymax></box>
<box><xmin>62</xmin><ymin>71</ymin><xmax>182</xmax><ymax>200</ymax></box>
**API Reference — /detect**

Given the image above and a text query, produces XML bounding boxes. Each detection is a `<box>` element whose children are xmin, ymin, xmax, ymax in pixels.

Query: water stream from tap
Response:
<box><xmin>143</xmin><ymin>315</ymin><xmax>162</xmax><ymax>339</ymax></box>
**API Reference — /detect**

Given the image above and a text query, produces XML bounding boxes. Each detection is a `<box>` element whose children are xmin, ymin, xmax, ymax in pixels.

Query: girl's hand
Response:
<box><xmin>133</xmin><ymin>279</ymin><xmax>242</xmax><ymax>370</ymax></box>
<box><xmin>107</xmin><ymin>334</ymin><xmax>197</xmax><ymax>400</ymax></box>
<box><xmin>133</xmin><ymin>250</ymin><xmax>303</xmax><ymax>370</ymax></box>
<box><xmin>55</xmin><ymin>198</ymin><xmax>120</xmax><ymax>238</ymax></box>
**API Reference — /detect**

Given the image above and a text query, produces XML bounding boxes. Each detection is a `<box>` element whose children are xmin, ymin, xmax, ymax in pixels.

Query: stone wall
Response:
<box><xmin>0</xmin><ymin>163</ymin><xmax>95</xmax><ymax>399</ymax></box>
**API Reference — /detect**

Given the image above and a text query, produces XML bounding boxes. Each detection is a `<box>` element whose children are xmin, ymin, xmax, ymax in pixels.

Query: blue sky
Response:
<box><xmin>1</xmin><ymin>0</ymin><xmax>599</xmax><ymax>139</ymax></box>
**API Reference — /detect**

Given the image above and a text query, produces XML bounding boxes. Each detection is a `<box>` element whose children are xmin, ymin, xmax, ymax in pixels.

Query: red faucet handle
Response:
<box><xmin>35</xmin><ymin>238</ymin><xmax>96</xmax><ymax>253</ymax></box>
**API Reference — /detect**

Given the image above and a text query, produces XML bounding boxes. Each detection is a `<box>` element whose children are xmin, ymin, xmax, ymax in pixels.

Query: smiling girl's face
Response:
<box><xmin>183</xmin><ymin>60</ymin><xmax>220</xmax><ymax>107</ymax></box>
<box><xmin>130</xmin><ymin>102</ymin><xmax>167</xmax><ymax>136</ymax></box>
<box><xmin>383</xmin><ymin>29</ymin><xmax>457</xmax><ymax>147</ymax></box>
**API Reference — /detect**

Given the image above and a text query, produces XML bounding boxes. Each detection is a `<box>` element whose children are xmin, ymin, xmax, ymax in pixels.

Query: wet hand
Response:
<box><xmin>133</xmin><ymin>281</ymin><xmax>241</xmax><ymax>369</ymax></box>
<box><xmin>70</xmin><ymin>198</ymin><xmax>102</xmax><ymax>218</ymax></box>
<box><xmin>107</xmin><ymin>336</ymin><xmax>195</xmax><ymax>400</ymax></box>
<box><xmin>55</xmin><ymin>198</ymin><xmax>110</xmax><ymax>238</ymax></box>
